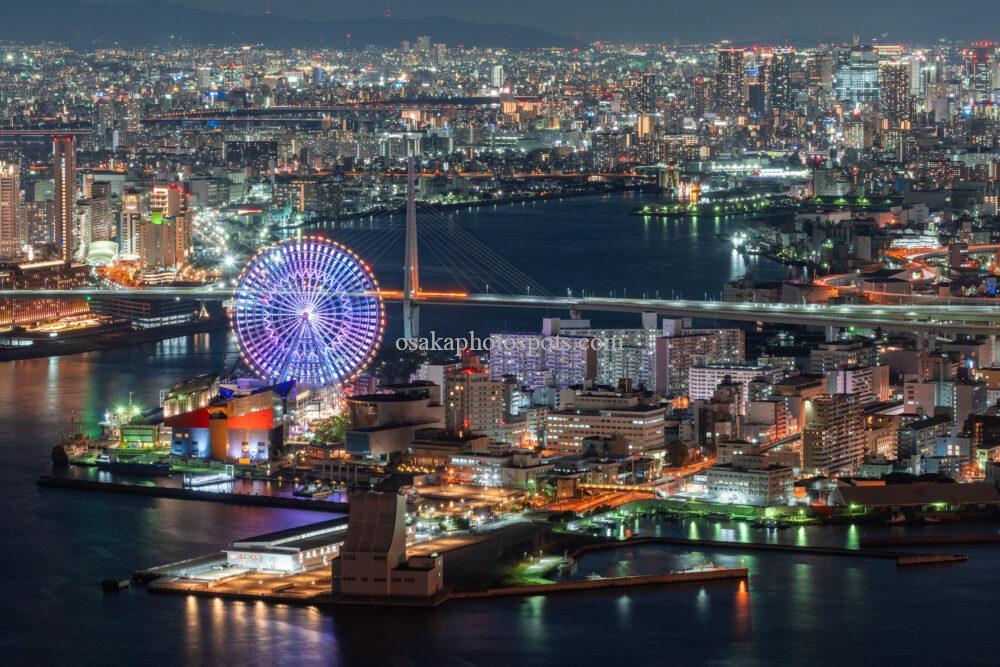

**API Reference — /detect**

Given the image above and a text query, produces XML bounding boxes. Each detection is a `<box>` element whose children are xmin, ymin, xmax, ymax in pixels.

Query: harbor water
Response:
<box><xmin>2</xmin><ymin>194</ymin><xmax>997</xmax><ymax>664</ymax></box>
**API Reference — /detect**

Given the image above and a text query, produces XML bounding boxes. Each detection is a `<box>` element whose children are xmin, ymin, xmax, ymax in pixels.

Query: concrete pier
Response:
<box><xmin>577</xmin><ymin>535</ymin><xmax>968</xmax><ymax>567</ymax></box>
<box><xmin>450</xmin><ymin>567</ymin><xmax>749</xmax><ymax>600</ymax></box>
<box><xmin>36</xmin><ymin>475</ymin><xmax>347</xmax><ymax>513</ymax></box>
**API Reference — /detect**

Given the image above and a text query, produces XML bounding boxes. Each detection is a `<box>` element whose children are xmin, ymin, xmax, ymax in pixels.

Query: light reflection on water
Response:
<box><xmin>1</xmin><ymin>194</ymin><xmax>995</xmax><ymax>663</ymax></box>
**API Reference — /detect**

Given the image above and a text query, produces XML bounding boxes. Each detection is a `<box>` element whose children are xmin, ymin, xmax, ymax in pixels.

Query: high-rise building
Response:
<box><xmin>834</xmin><ymin>46</ymin><xmax>879</xmax><ymax>105</ymax></box>
<box><xmin>120</xmin><ymin>188</ymin><xmax>144</xmax><ymax>257</ymax></box>
<box><xmin>880</xmin><ymin>61</ymin><xmax>913</xmax><ymax>127</ymax></box>
<box><xmin>0</xmin><ymin>161</ymin><xmax>20</xmax><ymax>259</ymax></box>
<box><xmin>767</xmin><ymin>49</ymin><xmax>796</xmax><ymax>112</ymax></box>
<box><xmin>444</xmin><ymin>352</ymin><xmax>502</xmax><ymax>440</ymax></box>
<box><xmin>52</xmin><ymin>136</ymin><xmax>76</xmax><ymax>262</ymax></box>
<box><xmin>808</xmin><ymin>53</ymin><xmax>834</xmax><ymax>95</ymax></box>
<box><xmin>803</xmin><ymin>393</ymin><xmax>865</xmax><ymax>476</ymax></box>
<box><xmin>491</xmin><ymin>64</ymin><xmax>505</xmax><ymax>89</ymax></box>
<box><xmin>590</xmin><ymin>131</ymin><xmax>629</xmax><ymax>171</ymax></box>
<box><xmin>714</xmin><ymin>48</ymin><xmax>746</xmax><ymax>116</ymax></box>
<box><xmin>963</xmin><ymin>42</ymin><xmax>997</xmax><ymax>103</ymax></box>
<box><xmin>139</xmin><ymin>184</ymin><xmax>189</xmax><ymax>268</ymax></box>
<box><xmin>654</xmin><ymin>323</ymin><xmax>745</xmax><ymax>395</ymax></box>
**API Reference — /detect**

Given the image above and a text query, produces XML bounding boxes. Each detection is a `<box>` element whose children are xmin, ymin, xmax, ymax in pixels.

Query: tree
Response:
<box><xmin>667</xmin><ymin>440</ymin><xmax>689</xmax><ymax>468</ymax></box>
<box><xmin>372</xmin><ymin>345</ymin><xmax>427</xmax><ymax>385</ymax></box>
<box><xmin>313</xmin><ymin>414</ymin><xmax>350</xmax><ymax>445</ymax></box>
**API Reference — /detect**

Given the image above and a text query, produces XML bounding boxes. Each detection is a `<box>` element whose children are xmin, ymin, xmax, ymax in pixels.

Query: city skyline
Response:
<box><xmin>6</xmin><ymin>8</ymin><xmax>1000</xmax><ymax>664</ymax></box>
<box><xmin>6</xmin><ymin>0</ymin><xmax>1000</xmax><ymax>48</ymax></box>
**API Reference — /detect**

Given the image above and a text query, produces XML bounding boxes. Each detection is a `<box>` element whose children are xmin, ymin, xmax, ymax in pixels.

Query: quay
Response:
<box><xmin>450</xmin><ymin>567</ymin><xmax>748</xmax><ymax>600</ymax></box>
<box><xmin>586</xmin><ymin>535</ymin><xmax>968</xmax><ymax>567</ymax></box>
<box><xmin>36</xmin><ymin>475</ymin><xmax>347</xmax><ymax>513</ymax></box>
<box><xmin>0</xmin><ymin>316</ymin><xmax>228</xmax><ymax>361</ymax></box>
<box><xmin>860</xmin><ymin>534</ymin><xmax>1000</xmax><ymax>547</ymax></box>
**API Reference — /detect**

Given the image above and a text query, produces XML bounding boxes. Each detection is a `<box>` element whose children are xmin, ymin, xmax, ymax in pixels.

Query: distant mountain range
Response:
<box><xmin>0</xmin><ymin>1</ymin><xmax>582</xmax><ymax>49</ymax></box>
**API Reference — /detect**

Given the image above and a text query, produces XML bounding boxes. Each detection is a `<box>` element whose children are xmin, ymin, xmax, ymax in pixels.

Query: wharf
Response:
<box><xmin>860</xmin><ymin>534</ymin><xmax>1000</xmax><ymax>547</ymax></box>
<box><xmin>37</xmin><ymin>475</ymin><xmax>347</xmax><ymax>513</ymax></box>
<box><xmin>588</xmin><ymin>535</ymin><xmax>967</xmax><ymax>567</ymax></box>
<box><xmin>0</xmin><ymin>316</ymin><xmax>228</xmax><ymax>361</ymax></box>
<box><xmin>451</xmin><ymin>567</ymin><xmax>748</xmax><ymax>600</ymax></box>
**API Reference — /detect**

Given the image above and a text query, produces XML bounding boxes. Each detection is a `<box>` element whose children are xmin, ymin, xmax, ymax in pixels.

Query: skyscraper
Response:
<box><xmin>879</xmin><ymin>61</ymin><xmax>913</xmax><ymax>127</ymax></box>
<box><xmin>963</xmin><ymin>41</ymin><xmax>997</xmax><ymax>103</ymax></box>
<box><xmin>52</xmin><ymin>136</ymin><xmax>76</xmax><ymax>262</ymax></box>
<box><xmin>768</xmin><ymin>49</ymin><xmax>796</xmax><ymax>112</ymax></box>
<box><xmin>491</xmin><ymin>64</ymin><xmax>505</xmax><ymax>89</ymax></box>
<box><xmin>808</xmin><ymin>52</ymin><xmax>834</xmax><ymax>96</ymax></box>
<box><xmin>119</xmin><ymin>188</ymin><xmax>144</xmax><ymax>256</ymax></box>
<box><xmin>714</xmin><ymin>48</ymin><xmax>746</xmax><ymax>116</ymax></box>
<box><xmin>0</xmin><ymin>160</ymin><xmax>20</xmax><ymax>259</ymax></box>
<box><xmin>834</xmin><ymin>46</ymin><xmax>879</xmax><ymax>105</ymax></box>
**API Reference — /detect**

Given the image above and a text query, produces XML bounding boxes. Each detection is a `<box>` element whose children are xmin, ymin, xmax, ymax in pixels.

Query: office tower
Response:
<box><xmin>444</xmin><ymin>352</ymin><xmax>502</xmax><ymax>440</ymax></box>
<box><xmin>714</xmin><ymin>48</ymin><xmax>746</xmax><ymax>116</ymax></box>
<box><xmin>803</xmin><ymin>393</ymin><xmax>865</xmax><ymax>476</ymax></box>
<box><xmin>52</xmin><ymin>136</ymin><xmax>76</xmax><ymax>262</ymax></box>
<box><xmin>0</xmin><ymin>161</ymin><xmax>19</xmax><ymax>259</ymax></box>
<box><xmin>491</xmin><ymin>64</ymin><xmax>505</xmax><ymax>88</ymax></box>
<box><xmin>880</xmin><ymin>61</ymin><xmax>913</xmax><ymax>127</ymax></box>
<box><xmin>834</xmin><ymin>46</ymin><xmax>879</xmax><ymax>105</ymax></box>
<box><xmin>747</xmin><ymin>82</ymin><xmax>766</xmax><ymax>115</ymax></box>
<box><xmin>808</xmin><ymin>53</ymin><xmax>834</xmax><ymax>95</ymax></box>
<box><xmin>963</xmin><ymin>41</ymin><xmax>997</xmax><ymax>103</ymax></box>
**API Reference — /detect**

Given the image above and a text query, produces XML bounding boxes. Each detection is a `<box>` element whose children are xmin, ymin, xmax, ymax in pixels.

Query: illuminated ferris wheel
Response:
<box><xmin>231</xmin><ymin>237</ymin><xmax>384</xmax><ymax>387</ymax></box>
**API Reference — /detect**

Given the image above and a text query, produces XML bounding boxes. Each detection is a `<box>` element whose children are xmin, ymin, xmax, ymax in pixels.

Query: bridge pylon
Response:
<box><xmin>403</xmin><ymin>155</ymin><xmax>420</xmax><ymax>340</ymax></box>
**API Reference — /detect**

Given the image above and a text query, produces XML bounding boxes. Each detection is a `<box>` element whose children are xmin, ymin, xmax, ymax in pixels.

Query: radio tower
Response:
<box><xmin>403</xmin><ymin>156</ymin><xmax>420</xmax><ymax>340</ymax></box>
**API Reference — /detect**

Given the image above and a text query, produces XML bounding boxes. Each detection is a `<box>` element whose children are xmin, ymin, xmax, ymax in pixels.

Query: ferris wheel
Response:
<box><xmin>231</xmin><ymin>237</ymin><xmax>384</xmax><ymax>387</ymax></box>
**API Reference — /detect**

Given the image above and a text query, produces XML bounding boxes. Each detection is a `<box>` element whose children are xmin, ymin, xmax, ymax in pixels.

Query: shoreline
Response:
<box><xmin>302</xmin><ymin>182</ymin><xmax>642</xmax><ymax>227</ymax></box>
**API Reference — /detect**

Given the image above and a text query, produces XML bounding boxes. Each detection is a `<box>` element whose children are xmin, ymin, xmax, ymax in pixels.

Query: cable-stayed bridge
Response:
<box><xmin>4</xmin><ymin>158</ymin><xmax>1000</xmax><ymax>338</ymax></box>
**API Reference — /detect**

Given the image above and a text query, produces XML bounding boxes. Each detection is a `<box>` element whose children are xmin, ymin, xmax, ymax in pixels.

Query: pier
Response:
<box><xmin>36</xmin><ymin>475</ymin><xmax>347</xmax><ymax>513</ymax></box>
<box><xmin>450</xmin><ymin>567</ymin><xmax>749</xmax><ymax>600</ymax></box>
<box><xmin>574</xmin><ymin>535</ymin><xmax>968</xmax><ymax>567</ymax></box>
<box><xmin>860</xmin><ymin>534</ymin><xmax>1000</xmax><ymax>547</ymax></box>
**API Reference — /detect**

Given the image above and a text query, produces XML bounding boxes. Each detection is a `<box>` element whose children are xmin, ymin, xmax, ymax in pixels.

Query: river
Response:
<box><xmin>3</xmin><ymin>193</ymin><xmax>995</xmax><ymax>665</ymax></box>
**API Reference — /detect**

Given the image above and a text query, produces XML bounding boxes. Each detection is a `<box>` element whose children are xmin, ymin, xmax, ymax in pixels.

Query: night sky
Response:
<box><xmin>85</xmin><ymin>0</ymin><xmax>1000</xmax><ymax>43</ymax></box>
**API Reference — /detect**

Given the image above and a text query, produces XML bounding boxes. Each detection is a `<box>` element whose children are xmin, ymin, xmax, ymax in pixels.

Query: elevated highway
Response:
<box><xmin>5</xmin><ymin>288</ymin><xmax>1000</xmax><ymax>335</ymax></box>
